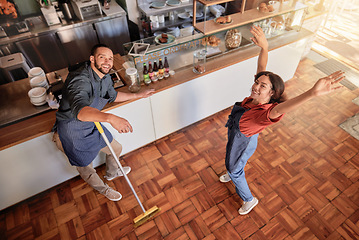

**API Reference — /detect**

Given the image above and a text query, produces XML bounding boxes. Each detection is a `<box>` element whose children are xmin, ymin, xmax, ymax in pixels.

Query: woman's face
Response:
<box><xmin>250</xmin><ymin>75</ymin><xmax>273</xmax><ymax>104</ymax></box>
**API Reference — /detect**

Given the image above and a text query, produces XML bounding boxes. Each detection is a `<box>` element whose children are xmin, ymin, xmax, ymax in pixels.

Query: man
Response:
<box><xmin>53</xmin><ymin>43</ymin><xmax>154</xmax><ymax>201</ymax></box>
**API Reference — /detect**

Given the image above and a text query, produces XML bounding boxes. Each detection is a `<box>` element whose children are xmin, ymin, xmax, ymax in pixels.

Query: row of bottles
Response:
<box><xmin>142</xmin><ymin>57</ymin><xmax>170</xmax><ymax>85</ymax></box>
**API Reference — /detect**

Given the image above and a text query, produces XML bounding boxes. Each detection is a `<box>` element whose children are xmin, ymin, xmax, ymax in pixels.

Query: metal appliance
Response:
<box><xmin>40</xmin><ymin>6</ymin><xmax>61</xmax><ymax>26</ymax></box>
<box><xmin>0</xmin><ymin>27</ymin><xmax>7</xmax><ymax>38</ymax></box>
<box><xmin>70</xmin><ymin>0</ymin><xmax>102</xmax><ymax>20</ymax></box>
<box><xmin>59</xmin><ymin>0</ymin><xmax>74</xmax><ymax>20</ymax></box>
<box><xmin>1</xmin><ymin>21</ymin><xmax>29</xmax><ymax>36</ymax></box>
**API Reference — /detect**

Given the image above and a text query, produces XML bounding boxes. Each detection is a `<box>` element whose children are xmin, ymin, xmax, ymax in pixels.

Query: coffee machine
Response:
<box><xmin>70</xmin><ymin>0</ymin><xmax>102</xmax><ymax>21</ymax></box>
<box><xmin>38</xmin><ymin>0</ymin><xmax>61</xmax><ymax>26</ymax></box>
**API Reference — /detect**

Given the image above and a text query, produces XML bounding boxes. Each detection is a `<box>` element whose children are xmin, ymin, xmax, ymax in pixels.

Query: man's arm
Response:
<box><xmin>77</xmin><ymin>107</ymin><xmax>133</xmax><ymax>133</ymax></box>
<box><xmin>77</xmin><ymin>89</ymin><xmax>155</xmax><ymax>133</ymax></box>
<box><xmin>114</xmin><ymin>89</ymin><xmax>155</xmax><ymax>102</ymax></box>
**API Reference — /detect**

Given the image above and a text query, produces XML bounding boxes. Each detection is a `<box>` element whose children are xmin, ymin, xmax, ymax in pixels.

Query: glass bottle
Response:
<box><xmin>152</xmin><ymin>60</ymin><xmax>158</xmax><ymax>82</ymax></box>
<box><xmin>148</xmin><ymin>61</ymin><xmax>154</xmax><ymax>82</ymax></box>
<box><xmin>158</xmin><ymin>58</ymin><xmax>164</xmax><ymax>80</ymax></box>
<box><xmin>164</xmin><ymin>57</ymin><xmax>170</xmax><ymax>79</ymax></box>
<box><xmin>143</xmin><ymin>63</ymin><xmax>151</xmax><ymax>85</ymax></box>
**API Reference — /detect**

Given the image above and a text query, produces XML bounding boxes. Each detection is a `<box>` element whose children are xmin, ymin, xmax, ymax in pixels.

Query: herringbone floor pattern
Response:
<box><xmin>1</xmin><ymin>57</ymin><xmax>359</xmax><ymax>240</ymax></box>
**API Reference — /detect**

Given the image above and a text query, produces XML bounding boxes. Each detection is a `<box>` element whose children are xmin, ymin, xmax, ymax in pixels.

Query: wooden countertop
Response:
<box><xmin>0</xmin><ymin>28</ymin><xmax>313</xmax><ymax>151</ymax></box>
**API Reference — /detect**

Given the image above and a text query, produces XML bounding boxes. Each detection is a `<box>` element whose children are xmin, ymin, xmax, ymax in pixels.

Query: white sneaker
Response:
<box><xmin>104</xmin><ymin>166</ymin><xmax>131</xmax><ymax>181</ymax></box>
<box><xmin>219</xmin><ymin>173</ymin><xmax>231</xmax><ymax>183</ymax></box>
<box><xmin>103</xmin><ymin>187</ymin><xmax>122</xmax><ymax>201</ymax></box>
<box><xmin>238</xmin><ymin>197</ymin><xmax>258</xmax><ymax>215</ymax></box>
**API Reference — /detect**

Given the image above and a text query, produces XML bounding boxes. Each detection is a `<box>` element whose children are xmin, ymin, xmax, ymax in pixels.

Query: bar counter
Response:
<box><xmin>0</xmin><ymin>28</ymin><xmax>313</xmax><ymax>151</ymax></box>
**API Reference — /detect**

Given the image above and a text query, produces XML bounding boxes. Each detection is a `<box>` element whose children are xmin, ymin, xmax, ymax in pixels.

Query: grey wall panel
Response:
<box><xmin>56</xmin><ymin>25</ymin><xmax>98</xmax><ymax>66</ymax></box>
<box><xmin>94</xmin><ymin>16</ymin><xmax>130</xmax><ymax>56</ymax></box>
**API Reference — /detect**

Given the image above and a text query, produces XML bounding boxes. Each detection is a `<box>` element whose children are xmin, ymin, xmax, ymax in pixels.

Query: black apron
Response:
<box><xmin>57</xmin><ymin>76</ymin><xmax>113</xmax><ymax>167</ymax></box>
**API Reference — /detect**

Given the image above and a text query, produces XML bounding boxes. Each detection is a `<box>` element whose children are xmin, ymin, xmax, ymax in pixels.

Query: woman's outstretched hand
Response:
<box><xmin>250</xmin><ymin>25</ymin><xmax>268</xmax><ymax>50</ymax></box>
<box><xmin>310</xmin><ymin>71</ymin><xmax>345</xmax><ymax>97</ymax></box>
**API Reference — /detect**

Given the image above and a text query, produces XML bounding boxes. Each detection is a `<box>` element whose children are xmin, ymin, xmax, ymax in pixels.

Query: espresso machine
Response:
<box><xmin>38</xmin><ymin>0</ymin><xmax>61</xmax><ymax>26</ymax></box>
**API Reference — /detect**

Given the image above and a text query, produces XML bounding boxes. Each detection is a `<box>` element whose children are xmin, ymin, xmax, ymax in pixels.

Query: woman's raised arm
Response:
<box><xmin>269</xmin><ymin>71</ymin><xmax>345</xmax><ymax>119</ymax></box>
<box><xmin>250</xmin><ymin>25</ymin><xmax>268</xmax><ymax>74</ymax></box>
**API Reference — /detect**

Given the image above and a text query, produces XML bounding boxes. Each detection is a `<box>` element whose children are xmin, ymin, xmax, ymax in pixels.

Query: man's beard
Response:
<box><xmin>94</xmin><ymin>60</ymin><xmax>110</xmax><ymax>75</ymax></box>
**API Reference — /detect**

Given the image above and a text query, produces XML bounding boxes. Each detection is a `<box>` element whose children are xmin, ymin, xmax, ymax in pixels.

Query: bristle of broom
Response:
<box><xmin>133</xmin><ymin>206</ymin><xmax>161</xmax><ymax>227</ymax></box>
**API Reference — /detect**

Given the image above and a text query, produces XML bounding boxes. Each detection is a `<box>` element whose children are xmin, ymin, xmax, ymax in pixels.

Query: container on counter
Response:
<box><xmin>30</xmin><ymin>75</ymin><xmax>49</xmax><ymax>89</ymax></box>
<box><xmin>28</xmin><ymin>67</ymin><xmax>45</xmax><ymax>79</ymax></box>
<box><xmin>193</xmin><ymin>49</ymin><xmax>206</xmax><ymax>74</ymax></box>
<box><xmin>126</xmin><ymin>68</ymin><xmax>141</xmax><ymax>93</ymax></box>
<box><xmin>28</xmin><ymin>87</ymin><xmax>47</xmax><ymax>106</ymax></box>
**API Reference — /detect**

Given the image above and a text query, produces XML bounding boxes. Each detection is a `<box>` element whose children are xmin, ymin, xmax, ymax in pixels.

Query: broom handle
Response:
<box><xmin>94</xmin><ymin>122</ymin><xmax>146</xmax><ymax>213</ymax></box>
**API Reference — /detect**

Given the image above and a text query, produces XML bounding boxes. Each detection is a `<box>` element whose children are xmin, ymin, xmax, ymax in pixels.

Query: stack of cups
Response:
<box><xmin>28</xmin><ymin>67</ymin><xmax>48</xmax><ymax>106</ymax></box>
<box><xmin>150</xmin><ymin>15</ymin><xmax>159</xmax><ymax>29</ymax></box>
<box><xmin>28</xmin><ymin>67</ymin><xmax>49</xmax><ymax>90</ymax></box>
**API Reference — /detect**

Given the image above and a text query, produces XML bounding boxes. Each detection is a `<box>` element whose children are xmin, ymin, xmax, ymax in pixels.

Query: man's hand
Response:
<box><xmin>108</xmin><ymin>115</ymin><xmax>133</xmax><ymax>133</ymax></box>
<box><xmin>115</xmin><ymin>89</ymin><xmax>155</xmax><ymax>102</ymax></box>
<box><xmin>138</xmin><ymin>89</ymin><xmax>155</xmax><ymax>98</ymax></box>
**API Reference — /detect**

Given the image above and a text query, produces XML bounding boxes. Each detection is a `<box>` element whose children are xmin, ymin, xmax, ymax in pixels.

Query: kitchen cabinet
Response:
<box><xmin>150</xmin><ymin>57</ymin><xmax>256</xmax><ymax>139</ymax></box>
<box><xmin>56</xmin><ymin>24</ymin><xmax>98</xmax><ymax>67</ymax></box>
<box><xmin>94</xmin><ymin>16</ymin><xmax>131</xmax><ymax>56</ymax></box>
<box><xmin>0</xmin><ymin>97</ymin><xmax>155</xmax><ymax>211</ymax></box>
<box><xmin>15</xmin><ymin>33</ymin><xmax>68</xmax><ymax>73</ymax></box>
<box><xmin>102</xmin><ymin>98</ymin><xmax>156</xmax><ymax>155</ymax></box>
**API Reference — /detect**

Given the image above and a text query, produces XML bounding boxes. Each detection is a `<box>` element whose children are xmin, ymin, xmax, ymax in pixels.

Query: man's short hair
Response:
<box><xmin>90</xmin><ymin>43</ymin><xmax>110</xmax><ymax>56</ymax></box>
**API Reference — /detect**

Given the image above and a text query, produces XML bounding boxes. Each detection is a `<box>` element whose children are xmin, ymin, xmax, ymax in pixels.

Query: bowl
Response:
<box><xmin>28</xmin><ymin>87</ymin><xmax>47</xmax><ymax>105</ymax></box>
<box><xmin>28</xmin><ymin>67</ymin><xmax>45</xmax><ymax>78</ymax></box>
<box><xmin>30</xmin><ymin>76</ymin><xmax>49</xmax><ymax>89</ymax></box>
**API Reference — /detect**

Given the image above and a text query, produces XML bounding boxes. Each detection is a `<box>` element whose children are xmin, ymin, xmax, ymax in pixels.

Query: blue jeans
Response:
<box><xmin>228</xmin><ymin>134</ymin><xmax>258</xmax><ymax>202</ymax></box>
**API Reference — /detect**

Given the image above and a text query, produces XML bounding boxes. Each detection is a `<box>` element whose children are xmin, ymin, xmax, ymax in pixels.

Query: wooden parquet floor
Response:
<box><xmin>1</xmin><ymin>57</ymin><xmax>359</xmax><ymax>240</ymax></box>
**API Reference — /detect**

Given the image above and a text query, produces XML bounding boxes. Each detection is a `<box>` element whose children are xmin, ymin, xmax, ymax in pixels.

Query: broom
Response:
<box><xmin>94</xmin><ymin>122</ymin><xmax>160</xmax><ymax>227</ymax></box>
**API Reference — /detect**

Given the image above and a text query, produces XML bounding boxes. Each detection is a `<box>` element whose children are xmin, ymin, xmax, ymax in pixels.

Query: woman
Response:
<box><xmin>220</xmin><ymin>25</ymin><xmax>344</xmax><ymax>215</ymax></box>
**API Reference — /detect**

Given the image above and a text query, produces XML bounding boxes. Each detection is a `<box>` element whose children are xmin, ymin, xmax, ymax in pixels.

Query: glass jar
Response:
<box><xmin>126</xmin><ymin>68</ymin><xmax>141</xmax><ymax>93</ymax></box>
<box><xmin>225</xmin><ymin>29</ymin><xmax>242</xmax><ymax>50</ymax></box>
<box><xmin>193</xmin><ymin>49</ymin><xmax>206</xmax><ymax>74</ymax></box>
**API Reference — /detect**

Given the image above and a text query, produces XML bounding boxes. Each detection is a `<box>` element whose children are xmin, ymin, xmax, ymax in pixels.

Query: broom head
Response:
<box><xmin>133</xmin><ymin>206</ymin><xmax>161</xmax><ymax>227</ymax></box>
